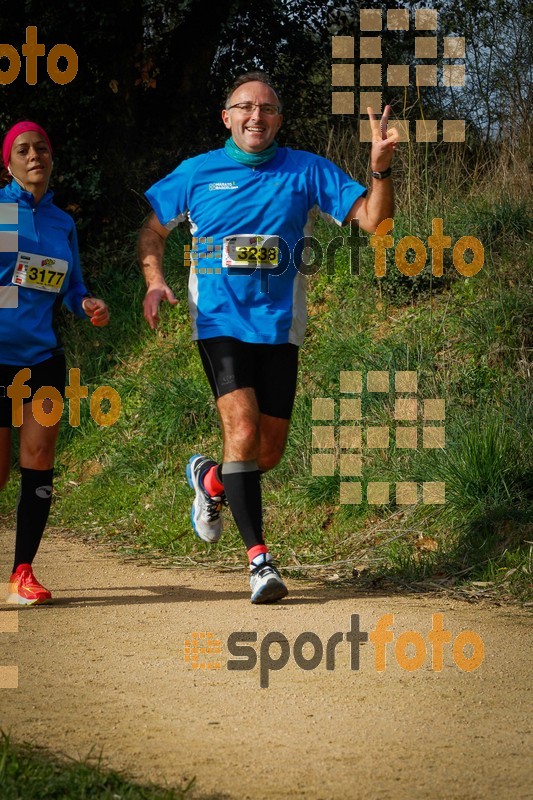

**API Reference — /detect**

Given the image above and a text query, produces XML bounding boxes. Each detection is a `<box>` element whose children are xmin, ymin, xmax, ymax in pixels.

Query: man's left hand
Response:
<box><xmin>368</xmin><ymin>105</ymin><xmax>399</xmax><ymax>172</ymax></box>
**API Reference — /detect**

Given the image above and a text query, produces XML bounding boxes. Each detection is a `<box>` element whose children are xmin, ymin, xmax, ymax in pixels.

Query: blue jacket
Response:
<box><xmin>0</xmin><ymin>180</ymin><xmax>89</xmax><ymax>366</ymax></box>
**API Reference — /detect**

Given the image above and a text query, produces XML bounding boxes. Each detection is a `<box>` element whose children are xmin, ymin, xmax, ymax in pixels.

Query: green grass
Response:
<box><xmin>0</xmin><ymin>732</ymin><xmax>202</xmax><ymax>800</ymax></box>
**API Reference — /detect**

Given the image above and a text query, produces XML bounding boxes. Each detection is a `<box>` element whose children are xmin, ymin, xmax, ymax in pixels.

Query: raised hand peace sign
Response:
<box><xmin>367</xmin><ymin>105</ymin><xmax>399</xmax><ymax>172</ymax></box>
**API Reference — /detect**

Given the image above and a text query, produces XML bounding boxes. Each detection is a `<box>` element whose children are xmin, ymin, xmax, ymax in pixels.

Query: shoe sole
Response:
<box><xmin>251</xmin><ymin>580</ymin><xmax>289</xmax><ymax>604</ymax></box>
<box><xmin>6</xmin><ymin>593</ymin><xmax>51</xmax><ymax>606</ymax></box>
<box><xmin>186</xmin><ymin>454</ymin><xmax>221</xmax><ymax>544</ymax></box>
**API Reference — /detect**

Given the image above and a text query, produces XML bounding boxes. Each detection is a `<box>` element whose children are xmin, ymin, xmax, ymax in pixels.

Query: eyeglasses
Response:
<box><xmin>226</xmin><ymin>102</ymin><xmax>281</xmax><ymax>116</ymax></box>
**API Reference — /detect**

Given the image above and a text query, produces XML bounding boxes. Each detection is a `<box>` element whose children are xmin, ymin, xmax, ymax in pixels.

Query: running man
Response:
<box><xmin>138</xmin><ymin>71</ymin><xmax>397</xmax><ymax>603</ymax></box>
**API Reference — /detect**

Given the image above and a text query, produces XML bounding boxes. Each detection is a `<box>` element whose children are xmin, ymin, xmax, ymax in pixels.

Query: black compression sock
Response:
<box><xmin>221</xmin><ymin>460</ymin><xmax>265</xmax><ymax>550</ymax></box>
<box><xmin>13</xmin><ymin>467</ymin><xmax>54</xmax><ymax>572</ymax></box>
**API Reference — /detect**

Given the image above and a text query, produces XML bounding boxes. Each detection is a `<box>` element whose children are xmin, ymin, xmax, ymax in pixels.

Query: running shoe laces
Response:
<box><xmin>186</xmin><ymin>453</ymin><xmax>226</xmax><ymax>543</ymax></box>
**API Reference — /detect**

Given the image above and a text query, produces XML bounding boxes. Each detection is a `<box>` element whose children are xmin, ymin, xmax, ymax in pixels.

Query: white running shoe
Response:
<box><xmin>249</xmin><ymin>554</ymin><xmax>288</xmax><ymax>604</ymax></box>
<box><xmin>186</xmin><ymin>454</ymin><xmax>225</xmax><ymax>543</ymax></box>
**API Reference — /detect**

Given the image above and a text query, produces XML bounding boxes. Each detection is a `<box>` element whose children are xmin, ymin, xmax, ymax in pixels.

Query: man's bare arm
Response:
<box><xmin>344</xmin><ymin>105</ymin><xmax>398</xmax><ymax>233</ymax></box>
<box><xmin>137</xmin><ymin>213</ymin><xmax>178</xmax><ymax>329</ymax></box>
<box><xmin>138</xmin><ymin>212</ymin><xmax>170</xmax><ymax>285</ymax></box>
<box><xmin>346</xmin><ymin>180</ymin><xmax>394</xmax><ymax>234</ymax></box>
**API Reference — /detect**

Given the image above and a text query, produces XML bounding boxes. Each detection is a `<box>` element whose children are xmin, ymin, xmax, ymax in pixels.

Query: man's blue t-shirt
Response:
<box><xmin>145</xmin><ymin>147</ymin><xmax>366</xmax><ymax>345</ymax></box>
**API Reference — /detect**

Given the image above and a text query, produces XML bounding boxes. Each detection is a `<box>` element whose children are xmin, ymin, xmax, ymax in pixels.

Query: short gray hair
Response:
<box><xmin>225</xmin><ymin>71</ymin><xmax>282</xmax><ymax>109</ymax></box>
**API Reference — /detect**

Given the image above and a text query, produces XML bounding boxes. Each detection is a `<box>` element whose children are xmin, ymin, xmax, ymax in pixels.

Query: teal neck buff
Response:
<box><xmin>224</xmin><ymin>137</ymin><xmax>278</xmax><ymax>166</ymax></box>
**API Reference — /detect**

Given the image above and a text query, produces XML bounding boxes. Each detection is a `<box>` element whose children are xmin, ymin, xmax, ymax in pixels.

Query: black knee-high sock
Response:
<box><xmin>221</xmin><ymin>461</ymin><xmax>264</xmax><ymax>550</ymax></box>
<box><xmin>13</xmin><ymin>467</ymin><xmax>54</xmax><ymax>572</ymax></box>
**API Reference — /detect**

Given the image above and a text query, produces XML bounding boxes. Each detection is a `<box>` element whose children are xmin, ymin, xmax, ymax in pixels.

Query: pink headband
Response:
<box><xmin>2</xmin><ymin>121</ymin><xmax>52</xmax><ymax>169</ymax></box>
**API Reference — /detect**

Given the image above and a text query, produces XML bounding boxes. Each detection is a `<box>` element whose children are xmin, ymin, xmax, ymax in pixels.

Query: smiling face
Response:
<box><xmin>9</xmin><ymin>131</ymin><xmax>53</xmax><ymax>196</ymax></box>
<box><xmin>222</xmin><ymin>80</ymin><xmax>283</xmax><ymax>153</ymax></box>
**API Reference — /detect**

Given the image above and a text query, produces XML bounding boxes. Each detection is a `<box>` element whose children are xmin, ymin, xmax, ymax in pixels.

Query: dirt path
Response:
<box><xmin>1</xmin><ymin>526</ymin><xmax>531</xmax><ymax>800</ymax></box>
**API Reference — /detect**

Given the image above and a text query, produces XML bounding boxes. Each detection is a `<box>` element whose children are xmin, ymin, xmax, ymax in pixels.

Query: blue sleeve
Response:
<box><xmin>145</xmin><ymin>158</ymin><xmax>195</xmax><ymax>228</ymax></box>
<box><xmin>62</xmin><ymin>223</ymin><xmax>89</xmax><ymax>318</ymax></box>
<box><xmin>309</xmin><ymin>155</ymin><xmax>367</xmax><ymax>225</ymax></box>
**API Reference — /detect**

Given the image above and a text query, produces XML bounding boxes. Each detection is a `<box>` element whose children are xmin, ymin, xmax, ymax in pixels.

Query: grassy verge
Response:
<box><xmin>1</xmin><ymin>141</ymin><xmax>531</xmax><ymax>603</ymax></box>
<box><xmin>0</xmin><ymin>732</ymin><xmax>210</xmax><ymax>800</ymax></box>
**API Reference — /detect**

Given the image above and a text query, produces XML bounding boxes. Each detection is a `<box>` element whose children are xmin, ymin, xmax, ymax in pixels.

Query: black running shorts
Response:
<box><xmin>0</xmin><ymin>354</ymin><xmax>66</xmax><ymax>428</ymax></box>
<box><xmin>197</xmin><ymin>337</ymin><xmax>299</xmax><ymax>420</ymax></box>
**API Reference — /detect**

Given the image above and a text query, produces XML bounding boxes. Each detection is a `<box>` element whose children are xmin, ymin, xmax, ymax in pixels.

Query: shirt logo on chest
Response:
<box><xmin>208</xmin><ymin>182</ymin><xmax>239</xmax><ymax>191</ymax></box>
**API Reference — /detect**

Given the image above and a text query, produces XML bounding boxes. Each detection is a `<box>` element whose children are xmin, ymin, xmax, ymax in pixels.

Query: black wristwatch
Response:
<box><xmin>371</xmin><ymin>167</ymin><xmax>392</xmax><ymax>180</ymax></box>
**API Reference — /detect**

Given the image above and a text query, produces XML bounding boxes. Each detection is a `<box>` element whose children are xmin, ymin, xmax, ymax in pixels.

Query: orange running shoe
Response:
<box><xmin>6</xmin><ymin>563</ymin><xmax>52</xmax><ymax>605</ymax></box>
